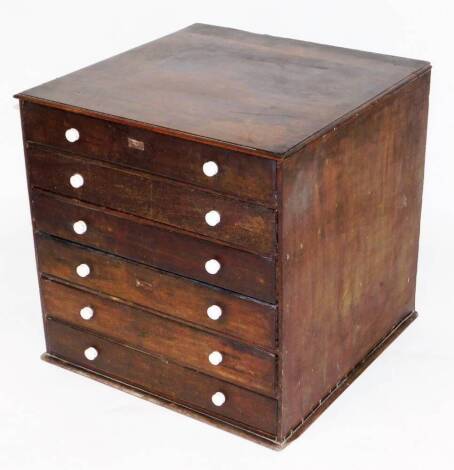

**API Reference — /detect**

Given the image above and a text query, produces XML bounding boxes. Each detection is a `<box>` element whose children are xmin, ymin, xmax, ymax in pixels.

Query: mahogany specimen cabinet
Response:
<box><xmin>15</xmin><ymin>24</ymin><xmax>431</xmax><ymax>448</ymax></box>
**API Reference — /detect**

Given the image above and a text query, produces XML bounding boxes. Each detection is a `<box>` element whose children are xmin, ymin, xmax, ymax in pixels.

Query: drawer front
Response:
<box><xmin>28</xmin><ymin>146</ymin><xmax>276</xmax><ymax>256</ymax></box>
<box><xmin>22</xmin><ymin>102</ymin><xmax>277</xmax><ymax>207</ymax></box>
<box><xmin>46</xmin><ymin>318</ymin><xmax>277</xmax><ymax>435</ymax></box>
<box><xmin>36</xmin><ymin>236</ymin><xmax>276</xmax><ymax>350</ymax></box>
<box><xmin>32</xmin><ymin>190</ymin><xmax>276</xmax><ymax>302</ymax></box>
<box><xmin>42</xmin><ymin>279</ymin><xmax>276</xmax><ymax>395</ymax></box>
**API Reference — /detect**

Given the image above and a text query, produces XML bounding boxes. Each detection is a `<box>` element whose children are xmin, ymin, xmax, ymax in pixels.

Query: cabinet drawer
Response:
<box><xmin>46</xmin><ymin>318</ymin><xmax>277</xmax><ymax>435</ymax></box>
<box><xmin>42</xmin><ymin>279</ymin><xmax>276</xmax><ymax>395</ymax></box>
<box><xmin>32</xmin><ymin>190</ymin><xmax>276</xmax><ymax>302</ymax></box>
<box><xmin>28</xmin><ymin>146</ymin><xmax>276</xmax><ymax>256</ymax></box>
<box><xmin>22</xmin><ymin>102</ymin><xmax>276</xmax><ymax>207</ymax></box>
<box><xmin>36</xmin><ymin>235</ymin><xmax>276</xmax><ymax>350</ymax></box>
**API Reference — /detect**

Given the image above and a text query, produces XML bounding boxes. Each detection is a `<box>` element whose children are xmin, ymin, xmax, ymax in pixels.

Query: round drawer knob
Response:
<box><xmin>70</xmin><ymin>173</ymin><xmax>84</xmax><ymax>189</ymax></box>
<box><xmin>73</xmin><ymin>220</ymin><xmax>87</xmax><ymax>235</ymax></box>
<box><xmin>211</xmin><ymin>392</ymin><xmax>226</xmax><ymax>407</ymax></box>
<box><xmin>202</xmin><ymin>161</ymin><xmax>219</xmax><ymax>177</ymax></box>
<box><xmin>205</xmin><ymin>259</ymin><xmax>221</xmax><ymax>275</ymax></box>
<box><xmin>65</xmin><ymin>128</ymin><xmax>80</xmax><ymax>143</ymax></box>
<box><xmin>76</xmin><ymin>263</ymin><xmax>91</xmax><ymax>278</ymax></box>
<box><xmin>80</xmin><ymin>306</ymin><xmax>94</xmax><ymax>320</ymax></box>
<box><xmin>208</xmin><ymin>351</ymin><xmax>223</xmax><ymax>366</ymax></box>
<box><xmin>205</xmin><ymin>210</ymin><xmax>221</xmax><ymax>227</ymax></box>
<box><xmin>84</xmin><ymin>346</ymin><xmax>98</xmax><ymax>361</ymax></box>
<box><xmin>207</xmin><ymin>305</ymin><xmax>222</xmax><ymax>320</ymax></box>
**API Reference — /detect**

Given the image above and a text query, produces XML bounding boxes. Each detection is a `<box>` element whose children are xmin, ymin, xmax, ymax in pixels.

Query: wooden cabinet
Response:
<box><xmin>16</xmin><ymin>23</ymin><xmax>430</xmax><ymax>448</ymax></box>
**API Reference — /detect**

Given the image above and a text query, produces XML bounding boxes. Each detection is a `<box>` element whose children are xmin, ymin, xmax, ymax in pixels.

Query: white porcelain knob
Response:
<box><xmin>65</xmin><ymin>128</ymin><xmax>80</xmax><ymax>143</ymax></box>
<box><xmin>203</xmin><ymin>161</ymin><xmax>219</xmax><ymax>177</ymax></box>
<box><xmin>211</xmin><ymin>392</ymin><xmax>226</xmax><ymax>407</ymax></box>
<box><xmin>205</xmin><ymin>259</ymin><xmax>221</xmax><ymax>275</ymax></box>
<box><xmin>73</xmin><ymin>220</ymin><xmax>87</xmax><ymax>235</ymax></box>
<box><xmin>76</xmin><ymin>263</ymin><xmax>91</xmax><ymax>278</ymax></box>
<box><xmin>84</xmin><ymin>346</ymin><xmax>98</xmax><ymax>361</ymax></box>
<box><xmin>70</xmin><ymin>173</ymin><xmax>84</xmax><ymax>189</ymax></box>
<box><xmin>80</xmin><ymin>306</ymin><xmax>94</xmax><ymax>320</ymax></box>
<box><xmin>205</xmin><ymin>210</ymin><xmax>221</xmax><ymax>227</ymax></box>
<box><xmin>208</xmin><ymin>351</ymin><xmax>223</xmax><ymax>366</ymax></box>
<box><xmin>207</xmin><ymin>305</ymin><xmax>222</xmax><ymax>320</ymax></box>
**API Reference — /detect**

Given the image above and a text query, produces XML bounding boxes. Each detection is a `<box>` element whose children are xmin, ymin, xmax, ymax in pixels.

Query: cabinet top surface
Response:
<box><xmin>16</xmin><ymin>24</ymin><xmax>429</xmax><ymax>157</ymax></box>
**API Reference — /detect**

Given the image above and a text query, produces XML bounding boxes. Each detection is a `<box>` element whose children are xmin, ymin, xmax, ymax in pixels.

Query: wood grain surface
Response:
<box><xmin>32</xmin><ymin>190</ymin><xmax>276</xmax><ymax>302</ymax></box>
<box><xmin>16</xmin><ymin>24</ymin><xmax>431</xmax><ymax>446</ymax></box>
<box><xmin>21</xmin><ymin>101</ymin><xmax>277</xmax><ymax>204</ymax></box>
<box><xmin>277</xmin><ymin>71</ymin><xmax>430</xmax><ymax>439</ymax></box>
<box><xmin>16</xmin><ymin>24</ymin><xmax>429</xmax><ymax>156</ymax></box>
<box><xmin>28</xmin><ymin>145</ymin><xmax>276</xmax><ymax>255</ymax></box>
<box><xmin>46</xmin><ymin>318</ymin><xmax>278</xmax><ymax>435</ymax></box>
<box><xmin>42</xmin><ymin>279</ymin><xmax>276</xmax><ymax>395</ymax></box>
<box><xmin>36</xmin><ymin>235</ymin><xmax>277</xmax><ymax>350</ymax></box>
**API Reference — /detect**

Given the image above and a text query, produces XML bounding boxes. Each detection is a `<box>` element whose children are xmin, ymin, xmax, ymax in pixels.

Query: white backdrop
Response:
<box><xmin>1</xmin><ymin>1</ymin><xmax>452</xmax><ymax>469</ymax></box>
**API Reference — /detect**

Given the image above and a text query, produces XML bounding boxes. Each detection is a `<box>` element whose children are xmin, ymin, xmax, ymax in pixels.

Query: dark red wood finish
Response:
<box><xmin>277</xmin><ymin>71</ymin><xmax>430</xmax><ymax>440</ymax></box>
<box><xmin>28</xmin><ymin>145</ymin><xmax>275</xmax><ymax>255</ymax></box>
<box><xmin>36</xmin><ymin>235</ymin><xmax>277</xmax><ymax>351</ymax></box>
<box><xmin>42</xmin><ymin>279</ymin><xmax>276</xmax><ymax>395</ymax></box>
<box><xmin>17</xmin><ymin>24</ymin><xmax>428</xmax><ymax>156</ymax></box>
<box><xmin>32</xmin><ymin>190</ymin><xmax>276</xmax><ymax>302</ymax></box>
<box><xmin>46</xmin><ymin>318</ymin><xmax>278</xmax><ymax>435</ymax></box>
<box><xmin>21</xmin><ymin>102</ymin><xmax>277</xmax><ymax>206</ymax></box>
<box><xmin>16</xmin><ymin>24</ymin><xmax>430</xmax><ymax>448</ymax></box>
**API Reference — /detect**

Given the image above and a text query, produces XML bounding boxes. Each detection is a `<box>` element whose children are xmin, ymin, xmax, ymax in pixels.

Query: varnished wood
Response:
<box><xmin>280</xmin><ymin>311</ymin><xmax>418</xmax><ymax>447</ymax></box>
<box><xmin>21</xmin><ymin>101</ymin><xmax>277</xmax><ymax>205</ymax></box>
<box><xmin>277</xmin><ymin>71</ymin><xmax>430</xmax><ymax>439</ymax></box>
<box><xmin>42</xmin><ymin>310</ymin><xmax>417</xmax><ymax>449</ymax></box>
<box><xmin>36</xmin><ymin>235</ymin><xmax>277</xmax><ymax>350</ymax></box>
<box><xmin>16</xmin><ymin>24</ymin><xmax>429</xmax><ymax>156</ymax></box>
<box><xmin>45</xmin><ymin>318</ymin><xmax>278</xmax><ymax>435</ymax></box>
<box><xmin>42</xmin><ymin>279</ymin><xmax>276</xmax><ymax>395</ymax></box>
<box><xmin>16</xmin><ymin>25</ymin><xmax>430</xmax><ymax>447</ymax></box>
<box><xmin>28</xmin><ymin>145</ymin><xmax>276</xmax><ymax>255</ymax></box>
<box><xmin>32</xmin><ymin>190</ymin><xmax>276</xmax><ymax>302</ymax></box>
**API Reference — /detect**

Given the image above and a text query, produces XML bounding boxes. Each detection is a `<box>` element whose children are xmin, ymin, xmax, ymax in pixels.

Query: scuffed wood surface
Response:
<box><xmin>278</xmin><ymin>71</ymin><xmax>430</xmax><ymax>437</ymax></box>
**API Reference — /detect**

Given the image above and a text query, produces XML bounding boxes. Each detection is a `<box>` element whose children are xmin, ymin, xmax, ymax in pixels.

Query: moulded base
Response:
<box><xmin>41</xmin><ymin>310</ymin><xmax>417</xmax><ymax>450</ymax></box>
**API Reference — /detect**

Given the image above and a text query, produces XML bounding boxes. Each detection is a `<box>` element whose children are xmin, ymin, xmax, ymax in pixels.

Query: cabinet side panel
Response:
<box><xmin>278</xmin><ymin>71</ymin><xmax>430</xmax><ymax>437</ymax></box>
